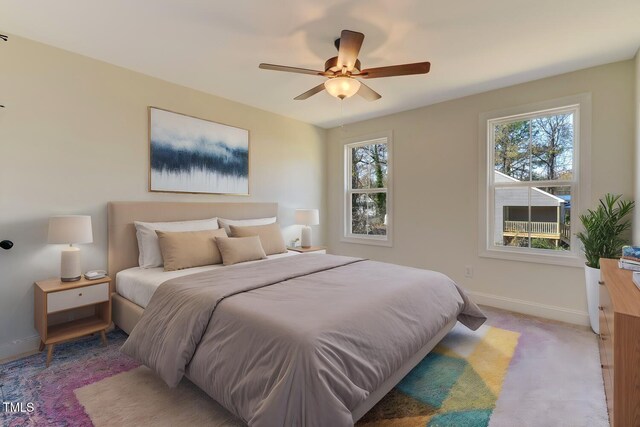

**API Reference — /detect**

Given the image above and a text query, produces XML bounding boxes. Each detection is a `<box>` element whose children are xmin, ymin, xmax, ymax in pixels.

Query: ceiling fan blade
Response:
<box><xmin>259</xmin><ymin>63</ymin><xmax>325</xmax><ymax>76</ymax></box>
<box><xmin>357</xmin><ymin>82</ymin><xmax>382</xmax><ymax>101</ymax></box>
<box><xmin>360</xmin><ymin>62</ymin><xmax>431</xmax><ymax>79</ymax></box>
<box><xmin>294</xmin><ymin>83</ymin><xmax>326</xmax><ymax>100</ymax></box>
<box><xmin>337</xmin><ymin>30</ymin><xmax>365</xmax><ymax>72</ymax></box>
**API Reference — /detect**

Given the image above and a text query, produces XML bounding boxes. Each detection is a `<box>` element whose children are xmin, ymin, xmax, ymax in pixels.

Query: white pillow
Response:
<box><xmin>134</xmin><ymin>217</ymin><xmax>219</xmax><ymax>268</ymax></box>
<box><xmin>217</xmin><ymin>217</ymin><xmax>277</xmax><ymax>235</ymax></box>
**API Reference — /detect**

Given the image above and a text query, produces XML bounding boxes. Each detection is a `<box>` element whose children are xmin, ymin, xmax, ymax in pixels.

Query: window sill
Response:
<box><xmin>341</xmin><ymin>236</ymin><xmax>393</xmax><ymax>247</ymax></box>
<box><xmin>479</xmin><ymin>247</ymin><xmax>584</xmax><ymax>268</ymax></box>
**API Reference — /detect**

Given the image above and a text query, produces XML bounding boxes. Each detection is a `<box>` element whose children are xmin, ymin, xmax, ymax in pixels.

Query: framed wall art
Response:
<box><xmin>149</xmin><ymin>107</ymin><xmax>249</xmax><ymax>195</ymax></box>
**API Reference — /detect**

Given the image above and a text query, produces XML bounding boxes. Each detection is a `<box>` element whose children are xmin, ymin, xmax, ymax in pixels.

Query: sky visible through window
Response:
<box><xmin>494</xmin><ymin>113</ymin><xmax>574</xmax><ymax>183</ymax></box>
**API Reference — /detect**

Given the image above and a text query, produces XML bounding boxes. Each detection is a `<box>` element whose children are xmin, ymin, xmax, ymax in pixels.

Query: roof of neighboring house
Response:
<box><xmin>494</xmin><ymin>170</ymin><xmax>565</xmax><ymax>205</ymax></box>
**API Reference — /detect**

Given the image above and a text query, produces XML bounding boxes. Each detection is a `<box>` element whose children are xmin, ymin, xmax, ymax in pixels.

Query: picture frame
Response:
<box><xmin>148</xmin><ymin>107</ymin><xmax>250</xmax><ymax>195</ymax></box>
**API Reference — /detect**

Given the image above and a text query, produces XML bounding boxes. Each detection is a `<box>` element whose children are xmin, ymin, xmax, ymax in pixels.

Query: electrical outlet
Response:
<box><xmin>465</xmin><ymin>265</ymin><xmax>473</xmax><ymax>278</ymax></box>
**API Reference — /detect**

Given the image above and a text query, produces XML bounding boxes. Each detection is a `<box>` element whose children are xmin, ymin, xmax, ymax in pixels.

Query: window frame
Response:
<box><xmin>342</xmin><ymin>131</ymin><xmax>393</xmax><ymax>247</ymax></box>
<box><xmin>478</xmin><ymin>94</ymin><xmax>591</xmax><ymax>267</ymax></box>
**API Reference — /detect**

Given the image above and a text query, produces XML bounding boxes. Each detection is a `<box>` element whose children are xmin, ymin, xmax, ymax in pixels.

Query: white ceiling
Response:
<box><xmin>1</xmin><ymin>0</ymin><xmax>639</xmax><ymax>128</ymax></box>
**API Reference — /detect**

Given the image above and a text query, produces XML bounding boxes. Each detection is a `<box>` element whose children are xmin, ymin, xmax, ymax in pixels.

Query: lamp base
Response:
<box><xmin>301</xmin><ymin>226</ymin><xmax>312</xmax><ymax>248</ymax></box>
<box><xmin>61</xmin><ymin>247</ymin><xmax>82</xmax><ymax>283</ymax></box>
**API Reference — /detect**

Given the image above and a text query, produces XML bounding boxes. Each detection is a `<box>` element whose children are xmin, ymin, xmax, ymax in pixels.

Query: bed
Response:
<box><xmin>108</xmin><ymin>201</ymin><xmax>485</xmax><ymax>426</ymax></box>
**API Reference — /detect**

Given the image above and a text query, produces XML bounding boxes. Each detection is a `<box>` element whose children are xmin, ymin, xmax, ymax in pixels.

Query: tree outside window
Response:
<box><xmin>491</xmin><ymin>107</ymin><xmax>577</xmax><ymax>252</ymax></box>
<box><xmin>345</xmin><ymin>138</ymin><xmax>390</xmax><ymax>242</ymax></box>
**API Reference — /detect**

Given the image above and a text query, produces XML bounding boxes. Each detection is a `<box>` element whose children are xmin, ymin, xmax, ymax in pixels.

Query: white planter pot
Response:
<box><xmin>584</xmin><ymin>264</ymin><xmax>600</xmax><ymax>334</ymax></box>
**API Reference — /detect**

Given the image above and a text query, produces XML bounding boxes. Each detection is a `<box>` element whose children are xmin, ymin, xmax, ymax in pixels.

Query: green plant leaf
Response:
<box><xmin>577</xmin><ymin>193</ymin><xmax>634</xmax><ymax>269</ymax></box>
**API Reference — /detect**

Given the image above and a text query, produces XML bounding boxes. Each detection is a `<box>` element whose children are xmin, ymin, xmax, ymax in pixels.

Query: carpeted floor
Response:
<box><xmin>0</xmin><ymin>306</ymin><xmax>609</xmax><ymax>427</ymax></box>
<box><xmin>483</xmin><ymin>307</ymin><xmax>609</xmax><ymax>427</ymax></box>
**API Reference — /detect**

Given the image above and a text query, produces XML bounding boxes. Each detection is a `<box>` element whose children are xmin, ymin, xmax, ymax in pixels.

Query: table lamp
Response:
<box><xmin>48</xmin><ymin>215</ymin><xmax>93</xmax><ymax>282</ymax></box>
<box><xmin>295</xmin><ymin>209</ymin><xmax>319</xmax><ymax>248</ymax></box>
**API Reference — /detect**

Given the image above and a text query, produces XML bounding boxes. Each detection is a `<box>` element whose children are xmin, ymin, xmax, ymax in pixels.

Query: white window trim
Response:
<box><xmin>478</xmin><ymin>93</ymin><xmax>591</xmax><ymax>268</ymax></box>
<box><xmin>341</xmin><ymin>131</ymin><xmax>393</xmax><ymax>247</ymax></box>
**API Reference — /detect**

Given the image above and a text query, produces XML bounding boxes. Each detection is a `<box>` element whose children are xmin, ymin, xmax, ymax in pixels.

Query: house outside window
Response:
<box><xmin>479</xmin><ymin>95</ymin><xmax>591</xmax><ymax>266</ymax></box>
<box><xmin>343</xmin><ymin>133</ymin><xmax>392</xmax><ymax>246</ymax></box>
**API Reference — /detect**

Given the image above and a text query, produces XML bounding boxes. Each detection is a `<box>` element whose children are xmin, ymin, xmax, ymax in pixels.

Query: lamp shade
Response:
<box><xmin>295</xmin><ymin>209</ymin><xmax>319</xmax><ymax>226</ymax></box>
<box><xmin>48</xmin><ymin>215</ymin><xmax>93</xmax><ymax>244</ymax></box>
<box><xmin>324</xmin><ymin>77</ymin><xmax>361</xmax><ymax>100</ymax></box>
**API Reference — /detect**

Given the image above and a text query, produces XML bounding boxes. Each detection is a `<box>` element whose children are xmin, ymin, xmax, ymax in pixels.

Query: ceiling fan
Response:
<box><xmin>259</xmin><ymin>30</ymin><xmax>430</xmax><ymax>101</ymax></box>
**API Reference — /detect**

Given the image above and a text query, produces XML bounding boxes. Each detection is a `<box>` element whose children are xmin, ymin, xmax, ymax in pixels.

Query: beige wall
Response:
<box><xmin>634</xmin><ymin>49</ymin><xmax>640</xmax><ymax>244</ymax></box>
<box><xmin>0</xmin><ymin>36</ymin><xmax>326</xmax><ymax>359</ymax></box>
<box><xmin>327</xmin><ymin>61</ymin><xmax>635</xmax><ymax>324</ymax></box>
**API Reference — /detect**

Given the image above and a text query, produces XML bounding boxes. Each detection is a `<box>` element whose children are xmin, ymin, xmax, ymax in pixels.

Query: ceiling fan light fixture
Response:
<box><xmin>260</xmin><ymin>29</ymin><xmax>429</xmax><ymax>102</ymax></box>
<box><xmin>324</xmin><ymin>76</ymin><xmax>361</xmax><ymax>100</ymax></box>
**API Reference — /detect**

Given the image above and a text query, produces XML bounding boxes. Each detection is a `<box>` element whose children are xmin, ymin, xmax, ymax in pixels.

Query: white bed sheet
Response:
<box><xmin>116</xmin><ymin>251</ymin><xmax>300</xmax><ymax>308</ymax></box>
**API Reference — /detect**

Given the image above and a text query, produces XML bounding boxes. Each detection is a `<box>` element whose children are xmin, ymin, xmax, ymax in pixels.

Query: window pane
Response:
<box><xmin>351</xmin><ymin>143</ymin><xmax>388</xmax><ymax>189</ymax></box>
<box><xmin>531</xmin><ymin>114</ymin><xmax>574</xmax><ymax>181</ymax></box>
<box><xmin>495</xmin><ymin>185</ymin><xmax>571</xmax><ymax>251</ymax></box>
<box><xmin>351</xmin><ymin>192</ymin><xmax>387</xmax><ymax>236</ymax></box>
<box><xmin>493</xmin><ymin>120</ymin><xmax>530</xmax><ymax>181</ymax></box>
<box><xmin>533</xmin><ymin>186</ymin><xmax>571</xmax><ymax>251</ymax></box>
<box><xmin>495</xmin><ymin>187</ymin><xmax>530</xmax><ymax>247</ymax></box>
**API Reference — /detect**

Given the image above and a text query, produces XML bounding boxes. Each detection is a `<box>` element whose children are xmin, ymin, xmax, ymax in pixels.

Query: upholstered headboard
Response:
<box><xmin>107</xmin><ymin>201</ymin><xmax>278</xmax><ymax>283</ymax></box>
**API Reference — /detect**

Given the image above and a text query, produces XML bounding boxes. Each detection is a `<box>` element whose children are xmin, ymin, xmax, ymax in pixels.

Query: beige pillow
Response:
<box><xmin>156</xmin><ymin>228</ymin><xmax>227</xmax><ymax>271</ymax></box>
<box><xmin>135</xmin><ymin>217</ymin><xmax>219</xmax><ymax>268</ymax></box>
<box><xmin>218</xmin><ymin>217</ymin><xmax>277</xmax><ymax>235</ymax></box>
<box><xmin>215</xmin><ymin>236</ymin><xmax>267</xmax><ymax>266</ymax></box>
<box><xmin>229</xmin><ymin>223</ymin><xmax>286</xmax><ymax>255</ymax></box>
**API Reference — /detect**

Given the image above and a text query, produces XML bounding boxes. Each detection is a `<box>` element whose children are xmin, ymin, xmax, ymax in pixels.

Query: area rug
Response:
<box><xmin>0</xmin><ymin>331</ymin><xmax>137</xmax><ymax>427</ymax></box>
<box><xmin>357</xmin><ymin>324</ymin><xmax>519</xmax><ymax>426</ymax></box>
<box><xmin>0</xmin><ymin>323</ymin><xmax>518</xmax><ymax>426</ymax></box>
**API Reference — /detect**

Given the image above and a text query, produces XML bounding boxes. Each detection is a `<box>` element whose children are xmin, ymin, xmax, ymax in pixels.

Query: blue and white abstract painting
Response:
<box><xmin>149</xmin><ymin>108</ymin><xmax>249</xmax><ymax>194</ymax></box>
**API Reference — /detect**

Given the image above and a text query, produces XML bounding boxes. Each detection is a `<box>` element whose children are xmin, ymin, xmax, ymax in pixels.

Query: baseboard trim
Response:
<box><xmin>467</xmin><ymin>290</ymin><xmax>590</xmax><ymax>326</ymax></box>
<box><xmin>0</xmin><ymin>334</ymin><xmax>41</xmax><ymax>362</ymax></box>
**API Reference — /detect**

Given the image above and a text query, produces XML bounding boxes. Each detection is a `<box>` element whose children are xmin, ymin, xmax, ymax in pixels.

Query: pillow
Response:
<box><xmin>134</xmin><ymin>217</ymin><xmax>219</xmax><ymax>268</ymax></box>
<box><xmin>215</xmin><ymin>236</ymin><xmax>267</xmax><ymax>266</ymax></box>
<box><xmin>217</xmin><ymin>217</ymin><xmax>276</xmax><ymax>235</ymax></box>
<box><xmin>229</xmin><ymin>223</ymin><xmax>287</xmax><ymax>256</ymax></box>
<box><xmin>156</xmin><ymin>228</ymin><xmax>227</xmax><ymax>271</ymax></box>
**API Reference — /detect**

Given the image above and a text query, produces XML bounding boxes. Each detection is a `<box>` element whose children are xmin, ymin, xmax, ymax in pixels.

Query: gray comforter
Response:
<box><xmin>122</xmin><ymin>254</ymin><xmax>485</xmax><ymax>426</ymax></box>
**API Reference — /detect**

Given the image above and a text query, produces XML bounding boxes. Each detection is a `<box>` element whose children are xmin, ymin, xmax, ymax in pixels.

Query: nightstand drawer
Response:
<box><xmin>47</xmin><ymin>282</ymin><xmax>109</xmax><ymax>313</ymax></box>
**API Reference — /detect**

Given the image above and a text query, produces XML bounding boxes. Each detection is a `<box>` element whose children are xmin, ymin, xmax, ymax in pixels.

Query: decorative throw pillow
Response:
<box><xmin>134</xmin><ymin>217</ymin><xmax>219</xmax><ymax>268</ymax></box>
<box><xmin>156</xmin><ymin>228</ymin><xmax>227</xmax><ymax>271</ymax></box>
<box><xmin>229</xmin><ymin>223</ymin><xmax>287</xmax><ymax>255</ymax></box>
<box><xmin>217</xmin><ymin>217</ymin><xmax>277</xmax><ymax>235</ymax></box>
<box><xmin>215</xmin><ymin>236</ymin><xmax>267</xmax><ymax>266</ymax></box>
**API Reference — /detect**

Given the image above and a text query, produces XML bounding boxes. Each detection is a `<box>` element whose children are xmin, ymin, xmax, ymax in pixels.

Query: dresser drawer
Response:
<box><xmin>599</xmin><ymin>278</ymin><xmax>614</xmax><ymax>330</ymax></box>
<box><xmin>47</xmin><ymin>282</ymin><xmax>109</xmax><ymax>313</ymax></box>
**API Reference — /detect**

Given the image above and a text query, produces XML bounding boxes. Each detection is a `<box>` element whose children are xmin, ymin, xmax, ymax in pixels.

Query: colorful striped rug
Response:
<box><xmin>0</xmin><ymin>324</ymin><xmax>518</xmax><ymax>426</ymax></box>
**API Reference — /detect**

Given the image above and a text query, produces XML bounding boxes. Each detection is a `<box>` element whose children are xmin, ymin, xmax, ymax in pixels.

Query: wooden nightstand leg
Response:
<box><xmin>39</xmin><ymin>340</ymin><xmax>45</xmax><ymax>352</ymax></box>
<box><xmin>46</xmin><ymin>344</ymin><xmax>54</xmax><ymax>368</ymax></box>
<box><xmin>100</xmin><ymin>330</ymin><xmax>107</xmax><ymax>346</ymax></box>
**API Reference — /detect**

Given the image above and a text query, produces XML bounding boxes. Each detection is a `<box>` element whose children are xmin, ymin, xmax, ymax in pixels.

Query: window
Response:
<box><xmin>479</xmin><ymin>95</ymin><xmax>591</xmax><ymax>266</ymax></box>
<box><xmin>343</xmin><ymin>134</ymin><xmax>392</xmax><ymax>246</ymax></box>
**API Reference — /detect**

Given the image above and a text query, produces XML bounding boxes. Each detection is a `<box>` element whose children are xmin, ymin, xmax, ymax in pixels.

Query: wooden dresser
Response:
<box><xmin>599</xmin><ymin>259</ymin><xmax>640</xmax><ymax>427</ymax></box>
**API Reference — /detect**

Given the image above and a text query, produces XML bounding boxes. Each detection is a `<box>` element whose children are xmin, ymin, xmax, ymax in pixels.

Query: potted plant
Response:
<box><xmin>576</xmin><ymin>193</ymin><xmax>634</xmax><ymax>333</ymax></box>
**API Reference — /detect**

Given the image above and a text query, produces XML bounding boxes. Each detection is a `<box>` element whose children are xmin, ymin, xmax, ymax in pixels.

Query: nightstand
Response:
<box><xmin>287</xmin><ymin>246</ymin><xmax>327</xmax><ymax>254</ymax></box>
<box><xmin>34</xmin><ymin>276</ymin><xmax>112</xmax><ymax>367</ymax></box>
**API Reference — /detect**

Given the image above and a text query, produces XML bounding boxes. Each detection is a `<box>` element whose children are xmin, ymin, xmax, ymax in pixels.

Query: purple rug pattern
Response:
<box><xmin>0</xmin><ymin>330</ymin><xmax>137</xmax><ymax>426</ymax></box>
